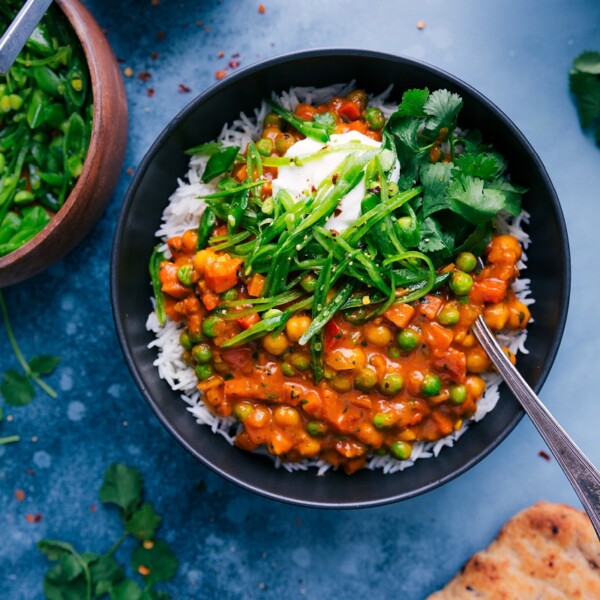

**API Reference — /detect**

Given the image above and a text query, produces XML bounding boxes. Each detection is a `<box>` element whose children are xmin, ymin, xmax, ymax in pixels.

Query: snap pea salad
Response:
<box><xmin>0</xmin><ymin>1</ymin><xmax>92</xmax><ymax>257</ymax></box>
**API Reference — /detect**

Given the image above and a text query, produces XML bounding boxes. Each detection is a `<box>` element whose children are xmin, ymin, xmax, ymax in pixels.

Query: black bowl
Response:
<box><xmin>111</xmin><ymin>49</ymin><xmax>570</xmax><ymax>508</ymax></box>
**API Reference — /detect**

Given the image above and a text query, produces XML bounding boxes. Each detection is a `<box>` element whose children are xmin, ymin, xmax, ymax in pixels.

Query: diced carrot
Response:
<box><xmin>164</xmin><ymin>296</ymin><xmax>183</xmax><ymax>322</ymax></box>
<box><xmin>433</xmin><ymin>348</ymin><xmax>467</xmax><ymax>383</ymax></box>
<box><xmin>247</xmin><ymin>273</ymin><xmax>265</xmax><ymax>297</ymax></box>
<box><xmin>430</xmin><ymin>412</ymin><xmax>455</xmax><ymax>436</ymax></box>
<box><xmin>347</xmin><ymin>120</ymin><xmax>369</xmax><ymax>134</ymax></box>
<box><xmin>181</xmin><ymin>229</ymin><xmax>198</xmax><ymax>253</ymax></box>
<box><xmin>470</xmin><ymin>279</ymin><xmax>508</xmax><ymax>304</ymax></box>
<box><xmin>295</xmin><ymin>103</ymin><xmax>316</xmax><ymax>120</ymax></box>
<box><xmin>423</xmin><ymin>322</ymin><xmax>454</xmax><ymax>355</ymax></box>
<box><xmin>384</xmin><ymin>303</ymin><xmax>415</xmax><ymax>328</ymax></box>
<box><xmin>197</xmin><ymin>375</ymin><xmax>224</xmax><ymax>392</ymax></box>
<box><xmin>235</xmin><ymin>163</ymin><xmax>247</xmax><ymax>182</ymax></box>
<box><xmin>201</xmin><ymin>289</ymin><xmax>220</xmax><ymax>310</ymax></box>
<box><xmin>159</xmin><ymin>262</ymin><xmax>189</xmax><ymax>299</ymax></box>
<box><xmin>193</xmin><ymin>248</ymin><xmax>217</xmax><ymax>275</ymax></box>
<box><xmin>225</xmin><ymin>377</ymin><xmax>280</xmax><ymax>401</ymax></box>
<box><xmin>204</xmin><ymin>253</ymin><xmax>242</xmax><ymax>293</ymax></box>
<box><xmin>236</xmin><ymin>312</ymin><xmax>260</xmax><ymax>329</ymax></box>
<box><xmin>338</xmin><ymin>100</ymin><xmax>361</xmax><ymax>121</ymax></box>
<box><xmin>418</xmin><ymin>295</ymin><xmax>444</xmax><ymax>320</ymax></box>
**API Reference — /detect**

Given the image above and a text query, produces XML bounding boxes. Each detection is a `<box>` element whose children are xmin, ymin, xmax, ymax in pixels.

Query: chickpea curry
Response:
<box><xmin>151</xmin><ymin>86</ymin><xmax>530</xmax><ymax>474</ymax></box>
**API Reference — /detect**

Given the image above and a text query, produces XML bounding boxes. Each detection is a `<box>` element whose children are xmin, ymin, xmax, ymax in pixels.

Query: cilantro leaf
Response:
<box><xmin>396</xmin><ymin>88</ymin><xmax>430</xmax><ymax>117</ymax></box>
<box><xmin>423</xmin><ymin>89</ymin><xmax>463</xmax><ymax>133</ymax></box>
<box><xmin>43</xmin><ymin>554</ymin><xmax>89</xmax><ymax>600</ymax></box>
<box><xmin>420</xmin><ymin>162</ymin><xmax>453</xmax><ymax>218</ymax></box>
<box><xmin>453</xmin><ymin>153</ymin><xmax>504</xmax><ymax>182</ymax></box>
<box><xmin>38</xmin><ymin>540</ymin><xmax>79</xmax><ymax>562</ymax></box>
<box><xmin>100</xmin><ymin>464</ymin><xmax>143</xmax><ymax>515</ymax></box>
<box><xmin>29</xmin><ymin>355</ymin><xmax>61</xmax><ymax>376</ymax></box>
<box><xmin>89</xmin><ymin>554</ymin><xmax>125</xmax><ymax>596</ymax></box>
<box><xmin>110</xmin><ymin>579</ymin><xmax>143</xmax><ymax>600</ymax></box>
<box><xmin>384</xmin><ymin>118</ymin><xmax>427</xmax><ymax>186</ymax></box>
<box><xmin>570</xmin><ymin>71</ymin><xmax>600</xmax><ymax>128</ymax></box>
<box><xmin>418</xmin><ymin>216</ymin><xmax>452</xmax><ymax>254</ymax></box>
<box><xmin>131</xmin><ymin>539</ymin><xmax>178</xmax><ymax>587</ymax></box>
<box><xmin>125</xmin><ymin>502</ymin><xmax>162</xmax><ymax>540</ymax></box>
<box><xmin>572</xmin><ymin>50</ymin><xmax>600</xmax><ymax>75</ymax></box>
<box><xmin>1</xmin><ymin>369</ymin><xmax>35</xmax><ymax>406</ymax></box>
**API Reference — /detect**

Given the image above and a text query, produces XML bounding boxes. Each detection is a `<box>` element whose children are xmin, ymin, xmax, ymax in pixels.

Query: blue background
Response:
<box><xmin>1</xmin><ymin>0</ymin><xmax>600</xmax><ymax>598</ymax></box>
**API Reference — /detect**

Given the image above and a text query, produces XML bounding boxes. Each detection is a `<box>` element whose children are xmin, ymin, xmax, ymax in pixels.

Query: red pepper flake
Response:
<box><xmin>26</xmin><ymin>513</ymin><xmax>42</xmax><ymax>523</ymax></box>
<box><xmin>258</xmin><ymin>4</ymin><xmax>266</xmax><ymax>14</ymax></box>
<box><xmin>151</xmin><ymin>0</ymin><xmax>160</xmax><ymax>5</ymax></box>
<box><xmin>204</xmin><ymin>25</ymin><xmax>211</xmax><ymax>32</ymax></box>
<box><xmin>138</xmin><ymin>565</ymin><xmax>151</xmax><ymax>576</ymax></box>
<box><xmin>215</xmin><ymin>70</ymin><xmax>227</xmax><ymax>80</ymax></box>
<box><xmin>229</xmin><ymin>60</ymin><xmax>240</xmax><ymax>69</ymax></box>
<box><xmin>217</xmin><ymin>51</ymin><xmax>225</xmax><ymax>59</ymax></box>
<box><xmin>416</xmin><ymin>20</ymin><xmax>426</xmax><ymax>30</ymax></box>
<box><xmin>157</xmin><ymin>30</ymin><xmax>165</xmax><ymax>41</ymax></box>
<box><xmin>26</xmin><ymin>469</ymin><xmax>35</xmax><ymax>476</ymax></box>
<box><xmin>15</xmin><ymin>489</ymin><xmax>25</xmax><ymax>501</ymax></box>
<box><xmin>538</xmin><ymin>450</ymin><xmax>551</xmax><ymax>461</ymax></box>
<box><xmin>138</xmin><ymin>71</ymin><xmax>152</xmax><ymax>82</ymax></box>
<box><xmin>90</xmin><ymin>504</ymin><xmax>97</xmax><ymax>512</ymax></box>
<box><xmin>126</xmin><ymin>168</ymin><xmax>134</xmax><ymax>176</ymax></box>
<box><xmin>178</xmin><ymin>83</ymin><xmax>192</xmax><ymax>93</ymax></box>
<box><xmin>196</xmin><ymin>20</ymin><xmax>203</xmax><ymax>26</ymax></box>
<box><xmin>147</xmin><ymin>88</ymin><xmax>155</xmax><ymax>97</ymax></box>
<box><xmin>150</xmin><ymin>52</ymin><xmax>159</xmax><ymax>60</ymax></box>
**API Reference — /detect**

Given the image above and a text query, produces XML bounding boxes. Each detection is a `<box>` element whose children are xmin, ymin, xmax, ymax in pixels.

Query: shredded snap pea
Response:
<box><xmin>149</xmin><ymin>246</ymin><xmax>167</xmax><ymax>326</ymax></box>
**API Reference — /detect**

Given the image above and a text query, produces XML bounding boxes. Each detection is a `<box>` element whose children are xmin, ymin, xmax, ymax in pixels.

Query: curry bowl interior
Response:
<box><xmin>111</xmin><ymin>50</ymin><xmax>569</xmax><ymax>508</ymax></box>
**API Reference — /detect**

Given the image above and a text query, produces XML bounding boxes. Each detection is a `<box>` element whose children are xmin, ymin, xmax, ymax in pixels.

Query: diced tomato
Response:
<box><xmin>324</xmin><ymin>320</ymin><xmax>342</xmax><ymax>352</ymax></box>
<box><xmin>221</xmin><ymin>347</ymin><xmax>253</xmax><ymax>371</ymax></box>
<box><xmin>338</xmin><ymin>100</ymin><xmax>361</xmax><ymax>121</ymax></box>
<box><xmin>204</xmin><ymin>253</ymin><xmax>242</xmax><ymax>293</ymax></box>
<box><xmin>201</xmin><ymin>289</ymin><xmax>220</xmax><ymax>310</ymax></box>
<box><xmin>470</xmin><ymin>279</ymin><xmax>508</xmax><ymax>304</ymax></box>
<box><xmin>423</xmin><ymin>322</ymin><xmax>454</xmax><ymax>356</ymax></box>
<box><xmin>419</xmin><ymin>295</ymin><xmax>444</xmax><ymax>320</ymax></box>
<box><xmin>159</xmin><ymin>262</ymin><xmax>189</xmax><ymax>299</ymax></box>
<box><xmin>384</xmin><ymin>303</ymin><xmax>415</xmax><ymax>329</ymax></box>
<box><xmin>236</xmin><ymin>312</ymin><xmax>260</xmax><ymax>329</ymax></box>
<box><xmin>433</xmin><ymin>348</ymin><xmax>467</xmax><ymax>383</ymax></box>
<box><xmin>247</xmin><ymin>273</ymin><xmax>265</xmax><ymax>297</ymax></box>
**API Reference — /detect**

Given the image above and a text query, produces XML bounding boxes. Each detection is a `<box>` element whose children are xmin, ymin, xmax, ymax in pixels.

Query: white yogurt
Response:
<box><xmin>272</xmin><ymin>131</ymin><xmax>395</xmax><ymax>232</ymax></box>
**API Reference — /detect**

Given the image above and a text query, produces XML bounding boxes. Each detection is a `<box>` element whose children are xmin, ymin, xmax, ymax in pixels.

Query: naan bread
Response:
<box><xmin>427</xmin><ymin>502</ymin><xmax>600</xmax><ymax>599</ymax></box>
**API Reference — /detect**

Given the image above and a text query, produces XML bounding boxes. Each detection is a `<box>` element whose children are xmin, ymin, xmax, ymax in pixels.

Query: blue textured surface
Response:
<box><xmin>1</xmin><ymin>0</ymin><xmax>600</xmax><ymax>598</ymax></box>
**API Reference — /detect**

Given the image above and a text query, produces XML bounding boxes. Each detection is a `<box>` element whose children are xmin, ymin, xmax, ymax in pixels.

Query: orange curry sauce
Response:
<box><xmin>157</xmin><ymin>91</ymin><xmax>531</xmax><ymax>474</ymax></box>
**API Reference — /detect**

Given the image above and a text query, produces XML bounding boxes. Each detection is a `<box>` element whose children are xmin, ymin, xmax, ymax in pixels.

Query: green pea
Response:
<box><xmin>281</xmin><ymin>362</ymin><xmax>296</xmax><ymax>377</ymax></box>
<box><xmin>195</xmin><ymin>364</ymin><xmax>213</xmax><ymax>380</ymax></box>
<box><xmin>373</xmin><ymin>412</ymin><xmax>394</xmax><ymax>429</ymax></box>
<box><xmin>344</xmin><ymin>306</ymin><xmax>368</xmax><ymax>324</ymax></box>
<box><xmin>307</xmin><ymin>421</ymin><xmax>327</xmax><ymax>437</ymax></box>
<box><xmin>222</xmin><ymin>288</ymin><xmax>238</xmax><ymax>301</ymax></box>
<box><xmin>202</xmin><ymin>314</ymin><xmax>224</xmax><ymax>338</ymax></box>
<box><xmin>390</xmin><ymin>441</ymin><xmax>412</xmax><ymax>461</ymax></box>
<box><xmin>233</xmin><ymin>402</ymin><xmax>253</xmax><ymax>421</ymax></box>
<box><xmin>177</xmin><ymin>264</ymin><xmax>194</xmax><ymax>287</ymax></box>
<box><xmin>437</xmin><ymin>304</ymin><xmax>460</xmax><ymax>326</ymax></box>
<box><xmin>263</xmin><ymin>112</ymin><xmax>283</xmax><ymax>128</ymax></box>
<box><xmin>299</xmin><ymin>273</ymin><xmax>317</xmax><ymax>293</ymax></box>
<box><xmin>179</xmin><ymin>330</ymin><xmax>193</xmax><ymax>350</ymax></box>
<box><xmin>256</xmin><ymin>137</ymin><xmax>274</xmax><ymax>156</ymax></box>
<box><xmin>355</xmin><ymin>367</ymin><xmax>378</xmax><ymax>392</ymax></box>
<box><xmin>380</xmin><ymin>373</ymin><xmax>403</xmax><ymax>396</ymax></box>
<box><xmin>449</xmin><ymin>384</ymin><xmax>468</xmax><ymax>405</ymax></box>
<box><xmin>14</xmin><ymin>190</ymin><xmax>35</xmax><ymax>205</ymax></box>
<box><xmin>387</xmin><ymin>181</ymin><xmax>399</xmax><ymax>197</ymax></box>
<box><xmin>364</xmin><ymin>107</ymin><xmax>385</xmax><ymax>130</ymax></box>
<box><xmin>449</xmin><ymin>271</ymin><xmax>473</xmax><ymax>296</ymax></box>
<box><xmin>397</xmin><ymin>328</ymin><xmax>420</xmax><ymax>351</ymax></box>
<box><xmin>421</xmin><ymin>373</ymin><xmax>441</xmax><ymax>396</ymax></box>
<box><xmin>455</xmin><ymin>251</ymin><xmax>477</xmax><ymax>273</ymax></box>
<box><xmin>388</xmin><ymin>347</ymin><xmax>401</xmax><ymax>359</ymax></box>
<box><xmin>289</xmin><ymin>352</ymin><xmax>310</xmax><ymax>372</ymax></box>
<box><xmin>331</xmin><ymin>374</ymin><xmax>353</xmax><ymax>393</ymax></box>
<box><xmin>192</xmin><ymin>343</ymin><xmax>212</xmax><ymax>364</ymax></box>
<box><xmin>0</xmin><ymin>96</ymin><xmax>11</xmax><ymax>113</ymax></box>
<box><xmin>275</xmin><ymin>133</ymin><xmax>295</xmax><ymax>156</ymax></box>
<box><xmin>189</xmin><ymin>329</ymin><xmax>205</xmax><ymax>344</ymax></box>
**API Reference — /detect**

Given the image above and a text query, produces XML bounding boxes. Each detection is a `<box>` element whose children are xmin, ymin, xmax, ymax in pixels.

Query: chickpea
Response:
<box><xmin>274</xmin><ymin>406</ymin><xmax>301</xmax><ymax>427</ymax></box>
<box><xmin>285</xmin><ymin>315</ymin><xmax>312</xmax><ymax>342</ymax></box>
<box><xmin>325</xmin><ymin>347</ymin><xmax>366</xmax><ymax>371</ymax></box>
<box><xmin>269</xmin><ymin>429</ymin><xmax>293</xmax><ymax>455</ymax></box>
<box><xmin>274</xmin><ymin>132</ymin><xmax>296</xmax><ymax>156</ymax></box>
<box><xmin>507</xmin><ymin>300</ymin><xmax>531</xmax><ymax>329</ymax></box>
<box><xmin>262</xmin><ymin>332</ymin><xmax>289</xmax><ymax>356</ymax></box>
<box><xmin>488</xmin><ymin>234</ymin><xmax>522</xmax><ymax>264</ymax></box>
<box><xmin>466</xmin><ymin>375</ymin><xmax>486</xmax><ymax>399</ymax></box>
<box><xmin>483</xmin><ymin>302</ymin><xmax>509</xmax><ymax>330</ymax></box>
<box><xmin>330</xmin><ymin>374</ymin><xmax>353</xmax><ymax>393</ymax></box>
<box><xmin>459</xmin><ymin>331</ymin><xmax>476</xmax><ymax>348</ymax></box>
<box><xmin>246</xmin><ymin>406</ymin><xmax>271</xmax><ymax>428</ymax></box>
<box><xmin>466</xmin><ymin>347</ymin><xmax>491</xmax><ymax>373</ymax></box>
<box><xmin>355</xmin><ymin>423</ymin><xmax>384</xmax><ymax>447</ymax></box>
<box><xmin>233</xmin><ymin>401</ymin><xmax>253</xmax><ymax>421</ymax></box>
<box><xmin>364</xmin><ymin>324</ymin><xmax>393</xmax><ymax>346</ymax></box>
<box><xmin>298</xmin><ymin>438</ymin><xmax>321</xmax><ymax>457</ymax></box>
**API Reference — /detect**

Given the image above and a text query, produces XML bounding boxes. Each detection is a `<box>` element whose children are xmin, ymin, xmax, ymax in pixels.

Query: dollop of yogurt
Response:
<box><xmin>272</xmin><ymin>131</ymin><xmax>397</xmax><ymax>233</ymax></box>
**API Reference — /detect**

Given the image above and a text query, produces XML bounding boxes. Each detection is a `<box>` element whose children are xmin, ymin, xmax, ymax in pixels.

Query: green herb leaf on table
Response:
<box><xmin>99</xmin><ymin>463</ymin><xmax>143</xmax><ymax>515</ymax></box>
<box><xmin>570</xmin><ymin>50</ymin><xmax>600</xmax><ymax>144</ymax></box>
<box><xmin>1</xmin><ymin>369</ymin><xmax>35</xmax><ymax>406</ymax></box>
<box><xmin>125</xmin><ymin>503</ymin><xmax>161</xmax><ymax>540</ymax></box>
<box><xmin>130</xmin><ymin>540</ymin><xmax>179</xmax><ymax>588</ymax></box>
<box><xmin>29</xmin><ymin>355</ymin><xmax>61</xmax><ymax>376</ymax></box>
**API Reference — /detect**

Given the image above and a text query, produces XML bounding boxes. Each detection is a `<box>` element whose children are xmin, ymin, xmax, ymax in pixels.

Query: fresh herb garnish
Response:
<box><xmin>39</xmin><ymin>463</ymin><xmax>178</xmax><ymax>600</ymax></box>
<box><xmin>0</xmin><ymin>290</ymin><xmax>59</xmax><ymax>444</ymax></box>
<box><xmin>570</xmin><ymin>50</ymin><xmax>600</xmax><ymax>145</ymax></box>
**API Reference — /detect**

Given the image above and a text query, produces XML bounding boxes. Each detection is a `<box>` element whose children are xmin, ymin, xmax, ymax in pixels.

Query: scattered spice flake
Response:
<box><xmin>232</xmin><ymin>52</ymin><xmax>240</xmax><ymax>58</ymax></box>
<box><xmin>258</xmin><ymin>4</ymin><xmax>266</xmax><ymax>14</ymax></box>
<box><xmin>26</xmin><ymin>513</ymin><xmax>42</xmax><ymax>523</ymax></box>
<box><xmin>138</xmin><ymin>565</ymin><xmax>151</xmax><ymax>576</ymax></box>
<box><xmin>26</xmin><ymin>469</ymin><xmax>35</xmax><ymax>476</ymax></box>
<box><xmin>229</xmin><ymin>60</ymin><xmax>240</xmax><ymax>69</ymax></box>
<box><xmin>416</xmin><ymin>20</ymin><xmax>426</xmax><ymax>30</ymax></box>
<box><xmin>150</xmin><ymin>52</ymin><xmax>159</xmax><ymax>60</ymax></box>
<box><xmin>178</xmin><ymin>83</ymin><xmax>191</xmax><ymax>93</ymax></box>
<box><xmin>538</xmin><ymin>450</ymin><xmax>551</xmax><ymax>461</ymax></box>
<box><xmin>217</xmin><ymin>51</ymin><xmax>225</xmax><ymax>59</ymax></box>
<box><xmin>157</xmin><ymin>30</ymin><xmax>165</xmax><ymax>41</ymax></box>
<box><xmin>138</xmin><ymin>71</ymin><xmax>152</xmax><ymax>82</ymax></box>
<box><xmin>90</xmin><ymin>504</ymin><xmax>97</xmax><ymax>512</ymax></box>
<box><xmin>147</xmin><ymin>88</ymin><xmax>155</xmax><ymax>97</ymax></box>
<box><xmin>124</xmin><ymin>67</ymin><xmax>134</xmax><ymax>78</ymax></box>
<box><xmin>204</xmin><ymin>25</ymin><xmax>210</xmax><ymax>32</ymax></box>
<box><xmin>126</xmin><ymin>168</ymin><xmax>134</xmax><ymax>176</ymax></box>
<box><xmin>15</xmin><ymin>489</ymin><xmax>25</xmax><ymax>501</ymax></box>
<box><xmin>151</xmin><ymin>0</ymin><xmax>159</xmax><ymax>5</ymax></box>
<box><xmin>215</xmin><ymin>70</ymin><xmax>227</xmax><ymax>80</ymax></box>
<box><xmin>196</xmin><ymin>20</ymin><xmax>203</xmax><ymax>27</ymax></box>
<box><xmin>143</xmin><ymin>540</ymin><xmax>154</xmax><ymax>549</ymax></box>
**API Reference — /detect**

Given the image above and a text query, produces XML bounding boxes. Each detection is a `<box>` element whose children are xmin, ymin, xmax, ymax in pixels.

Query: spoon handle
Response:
<box><xmin>472</xmin><ymin>317</ymin><xmax>600</xmax><ymax>539</ymax></box>
<box><xmin>0</xmin><ymin>0</ymin><xmax>54</xmax><ymax>75</ymax></box>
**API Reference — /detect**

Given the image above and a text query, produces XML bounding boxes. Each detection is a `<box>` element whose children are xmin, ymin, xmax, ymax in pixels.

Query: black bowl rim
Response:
<box><xmin>111</xmin><ymin>48</ymin><xmax>571</xmax><ymax>508</ymax></box>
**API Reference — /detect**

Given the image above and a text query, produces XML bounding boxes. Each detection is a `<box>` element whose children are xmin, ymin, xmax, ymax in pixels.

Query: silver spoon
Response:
<box><xmin>0</xmin><ymin>0</ymin><xmax>53</xmax><ymax>75</ymax></box>
<box><xmin>472</xmin><ymin>312</ymin><xmax>600</xmax><ymax>538</ymax></box>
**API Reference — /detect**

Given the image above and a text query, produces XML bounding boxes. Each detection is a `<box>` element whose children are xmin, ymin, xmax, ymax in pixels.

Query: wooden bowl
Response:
<box><xmin>0</xmin><ymin>0</ymin><xmax>128</xmax><ymax>287</ymax></box>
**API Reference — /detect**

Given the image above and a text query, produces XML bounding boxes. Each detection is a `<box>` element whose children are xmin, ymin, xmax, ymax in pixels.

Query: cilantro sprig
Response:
<box><xmin>0</xmin><ymin>290</ymin><xmax>60</xmax><ymax>445</ymax></box>
<box><xmin>39</xmin><ymin>463</ymin><xmax>178</xmax><ymax>600</ymax></box>
<box><xmin>570</xmin><ymin>50</ymin><xmax>600</xmax><ymax>145</ymax></box>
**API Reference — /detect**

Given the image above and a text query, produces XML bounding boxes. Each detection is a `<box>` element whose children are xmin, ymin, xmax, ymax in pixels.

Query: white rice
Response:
<box><xmin>146</xmin><ymin>84</ymin><xmax>532</xmax><ymax>475</ymax></box>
